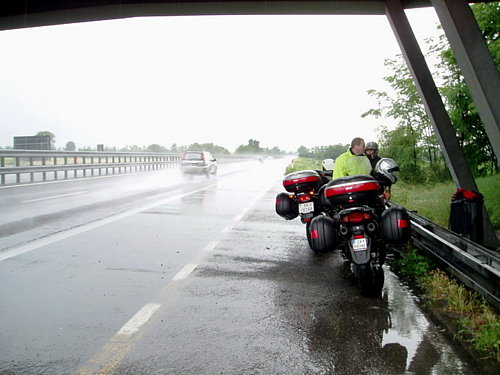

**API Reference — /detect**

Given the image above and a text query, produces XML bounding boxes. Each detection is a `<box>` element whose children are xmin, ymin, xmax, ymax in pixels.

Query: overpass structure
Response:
<box><xmin>0</xmin><ymin>0</ymin><xmax>498</xmax><ymax>247</ymax></box>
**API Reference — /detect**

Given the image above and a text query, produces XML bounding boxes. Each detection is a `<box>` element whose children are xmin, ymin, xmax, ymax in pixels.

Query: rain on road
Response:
<box><xmin>0</xmin><ymin>158</ymin><xmax>483</xmax><ymax>374</ymax></box>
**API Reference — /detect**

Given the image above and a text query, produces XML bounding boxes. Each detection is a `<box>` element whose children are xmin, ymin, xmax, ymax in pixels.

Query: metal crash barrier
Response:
<box><xmin>0</xmin><ymin>150</ymin><xmax>182</xmax><ymax>185</ymax></box>
<box><xmin>389</xmin><ymin>202</ymin><xmax>500</xmax><ymax>311</ymax></box>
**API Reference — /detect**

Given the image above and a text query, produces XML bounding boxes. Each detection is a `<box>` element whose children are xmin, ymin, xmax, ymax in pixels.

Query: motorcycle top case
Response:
<box><xmin>283</xmin><ymin>170</ymin><xmax>322</xmax><ymax>193</ymax></box>
<box><xmin>323</xmin><ymin>175</ymin><xmax>380</xmax><ymax>208</ymax></box>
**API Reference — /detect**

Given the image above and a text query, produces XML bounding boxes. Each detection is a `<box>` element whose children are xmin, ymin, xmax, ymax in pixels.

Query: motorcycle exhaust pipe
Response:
<box><xmin>339</xmin><ymin>225</ymin><xmax>349</xmax><ymax>236</ymax></box>
<box><xmin>367</xmin><ymin>222</ymin><xmax>376</xmax><ymax>232</ymax></box>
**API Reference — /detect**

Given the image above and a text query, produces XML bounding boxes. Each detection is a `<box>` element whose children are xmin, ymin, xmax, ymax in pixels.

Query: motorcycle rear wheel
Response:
<box><xmin>357</xmin><ymin>262</ymin><xmax>384</xmax><ymax>298</ymax></box>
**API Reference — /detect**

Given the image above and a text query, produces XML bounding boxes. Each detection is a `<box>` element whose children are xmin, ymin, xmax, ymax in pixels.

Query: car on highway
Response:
<box><xmin>180</xmin><ymin>150</ymin><xmax>218</xmax><ymax>177</ymax></box>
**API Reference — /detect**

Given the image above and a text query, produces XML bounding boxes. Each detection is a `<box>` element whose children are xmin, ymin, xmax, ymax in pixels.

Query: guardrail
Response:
<box><xmin>391</xmin><ymin>202</ymin><xmax>500</xmax><ymax>310</ymax></box>
<box><xmin>0</xmin><ymin>149</ymin><xmax>182</xmax><ymax>185</ymax></box>
<box><xmin>0</xmin><ymin>150</ymin><xmax>267</xmax><ymax>185</ymax></box>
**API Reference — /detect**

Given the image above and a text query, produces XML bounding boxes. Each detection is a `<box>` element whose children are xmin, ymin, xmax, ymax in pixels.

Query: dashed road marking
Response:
<box><xmin>172</xmin><ymin>263</ymin><xmax>198</xmax><ymax>281</ymax></box>
<box><xmin>22</xmin><ymin>191</ymin><xmax>88</xmax><ymax>203</ymax></box>
<box><xmin>0</xmin><ymin>183</ymin><xmax>219</xmax><ymax>262</ymax></box>
<box><xmin>202</xmin><ymin>240</ymin><xmax>219</xmax><ymax>252</ymax></box>
<box><xmin>75</xmin><ymin>182</ymin><xmax>277</xmax><ymax>374</ymax></box>
<box><xmin>117</xmin><ymin>303</ymin><xmax>161</xmax><ymax>336</ymax></box>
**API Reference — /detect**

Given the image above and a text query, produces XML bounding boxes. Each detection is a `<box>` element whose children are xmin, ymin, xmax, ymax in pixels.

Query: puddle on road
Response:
<box><xmin>270</xmin><ymin>250</ymin><xmax>483</xmax><ymax>375</ymax></box>
<box><xmin>382</xmin><ymin>271</ymin><xmax>475</xmax><ymax>375</ymax></box>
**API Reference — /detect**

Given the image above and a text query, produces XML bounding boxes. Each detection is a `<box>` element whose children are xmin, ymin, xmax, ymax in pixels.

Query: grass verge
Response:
<box><xmin>391</xmin><ymin>173</ymin><xmax>500</xmax><ymax>230</ymax></box>
<box><xmin>285</xmin><ymin>157</ymin><xmax>322</xmax><ymax>174</ymax></box>
<box><xmin>390</xmin><ymin>247</ymin><xmax>500</xmax><ymax>367</ymax></box>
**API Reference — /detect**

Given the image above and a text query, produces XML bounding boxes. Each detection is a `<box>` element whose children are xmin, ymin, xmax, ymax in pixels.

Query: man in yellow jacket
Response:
<box><xmin>333</xmin><ymin>137</ymin><xmax>372</xmax><ymax>179</ymax></box>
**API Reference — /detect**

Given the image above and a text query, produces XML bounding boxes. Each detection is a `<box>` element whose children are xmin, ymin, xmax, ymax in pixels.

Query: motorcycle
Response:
<box><xmin>275</xmin><ymin>168</ymin><xmax>331</xmax><ymax>237</ymax></box>
<box><xmin>307</xmin><ymin>158</ymin><xmax>410</xmax><ymax>297</ymax></box>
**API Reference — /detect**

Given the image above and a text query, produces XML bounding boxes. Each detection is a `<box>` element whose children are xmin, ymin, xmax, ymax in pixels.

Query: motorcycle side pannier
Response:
<box><xmin>283</xmin><ymin>170</ymin><xmax>321</xmax><ymax>193</ymax></box>
<box><xmin>308</xmin><ymin>215</ymin><xmax>337</xmax><ymax>253</ymax></box>
<box><xmin>275</xmin><ymin>192</ymin><xmax>298</xmax><ymax>220</ymax></box>
<box><xmin>380</xmin><ymin>206</ymin><xmax>410</xmax><ymax>244</ymax></box>
<box><xmin>324</xmin><ymin>175</ymin><xmax>380</xmax><ymax>208</ymax></box>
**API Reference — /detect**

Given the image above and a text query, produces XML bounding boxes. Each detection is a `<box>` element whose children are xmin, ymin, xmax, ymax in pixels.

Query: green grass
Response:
<box><xmin>421</xmin><ymin>269</ymin><xmax>500</xmax><ymax>362</ymax></box>
<box><xmin>285</xmin><ymin>157</ymin><xmax>322</xmax><ymax>174</ymax></box>
<box><xmin>391</xmin><ymin>174</ymin><xmax>500</xmax><ymax>230</ymax></box>
<box><xmin>389</xmin><ymin>249</ymin><xmax>499</xmax><ymax>363</ymax></box>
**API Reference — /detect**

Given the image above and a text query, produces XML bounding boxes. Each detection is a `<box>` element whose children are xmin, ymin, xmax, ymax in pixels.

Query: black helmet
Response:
<box><xmin>375</xmin><ymin>158</ymin><xmax>399</xmax><ymax>184</ymax></box>
<box><xmin>366</xmin><ymin>141</ymin><xmax>379</xmax><ymax>151</ymax></box>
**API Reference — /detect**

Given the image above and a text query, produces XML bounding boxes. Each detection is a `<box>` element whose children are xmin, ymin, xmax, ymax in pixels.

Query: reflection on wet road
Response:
<box><xmin>0</xmin><ymin>159</ymin><xmax>485</xmax><ymax>374</ymax></box>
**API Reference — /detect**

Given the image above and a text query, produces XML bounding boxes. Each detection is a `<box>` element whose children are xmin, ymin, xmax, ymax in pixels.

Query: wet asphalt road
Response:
<box><xmin>0</xmin><ymin>159</ymin><xmax>484</xmax><ymax>374</ymax></box>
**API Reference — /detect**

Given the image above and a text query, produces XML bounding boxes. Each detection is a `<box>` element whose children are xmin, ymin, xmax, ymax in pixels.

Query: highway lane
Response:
<box><xmin>0</xmin><ymin>158</ymin><xmax>486</xmax><ymax>375</ymax></box>
<box><xmin>0</xmin><ymin>160</ymin><xmax>260</xmax><ymax>251</ymax></box>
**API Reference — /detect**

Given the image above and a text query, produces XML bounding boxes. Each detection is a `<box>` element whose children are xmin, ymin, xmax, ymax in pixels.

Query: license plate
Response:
<box><xmin>352</xmin><ymin>238</ymin><xmax>368</xmax><ymax>251</ymax></box>
<box><xmin>299</xmin><ymin>202</ymin><xmax>314</xmax><ymax>214</ymax></box>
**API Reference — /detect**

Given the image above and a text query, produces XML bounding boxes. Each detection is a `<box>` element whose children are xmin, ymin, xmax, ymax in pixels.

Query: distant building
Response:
<box><xmin>14</xmin><ymin>135</ymin><xmax>52</xmax><ymax>150</ymax></box>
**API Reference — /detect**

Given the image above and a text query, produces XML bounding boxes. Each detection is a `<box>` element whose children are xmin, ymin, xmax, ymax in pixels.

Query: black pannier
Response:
<box><xmin>449</xmin><ymin>188</ymin><xmax>483</xmax><ymax>243</ymax></box>
<box><xmin>380</xmin><ymin>206</ymin><xmax>410</xmax><ymax>244</ymax></box>
<box><xmin>275</xmin><ymin>192</ymin><xmax>298</xmax><ymax>220</ymax></box>
<box><xmin>283</xmin><ymin>170</ymin><xmax>322</xmax><ymax>193</ymax></box>
<box><xmin>308</xmin><ymin>215</ymin><xmax>337</xmax><ymax>253</ymax></box>
<box><xmin>324</xmin><ymin>175</ymin><xmax>380</xmax><ymax>208</ymax></box>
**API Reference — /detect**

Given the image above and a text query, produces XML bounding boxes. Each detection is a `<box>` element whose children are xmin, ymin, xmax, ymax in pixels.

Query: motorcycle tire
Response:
<box><xmin>306</xmin><ymin>221</ymin><xmax>313</xmax><ymax>249</ymax></box>
<box><xmin>357</xmin><ymin>262</ymin><xmax>384</xmax><ymax>298</ymax></box>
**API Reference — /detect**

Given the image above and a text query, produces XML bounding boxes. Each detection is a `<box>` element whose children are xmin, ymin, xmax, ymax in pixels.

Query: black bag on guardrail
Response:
<box><xmin>449</xmin><ymin>188</ymin><xmax>483</xmax><ymax>243</ymax></box>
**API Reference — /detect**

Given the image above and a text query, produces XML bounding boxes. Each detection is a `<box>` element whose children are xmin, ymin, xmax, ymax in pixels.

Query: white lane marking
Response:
<box><xmin>172</xmin><ymin>263</ymin><xmax>197</xmax><ymax>281</ymax></box>
<box><xmin>117</xmin><ymin>303</ymin><xmax>161</xmax><ymax>336</ymax></box>
<box><xmin>202</xmin><ymin>241</ymin><xmax>219</xmax><ymax>253</ymax></box>
<box><xmin>222</xmin><ymin>225</ymin><xmax>233</xmax><ymax>234</ymax></box>
<box><xmin>0</xmin><ymin>183</ymin><xmax>219</xmax><ymax>262</ymax></box>
<box><xmin>21</xmin><ymin>191</ymin><xmax>88</xmax><ymax>203</ymax></box>
<box><xmin>145</xmin><ymin>188</ymin><xmax>183</xmax><ymax>200</ymax></box>
<box><xmin>0</xmin><ymin>171</ymin><xmax>148</xmax><ymax>189</ymax></box>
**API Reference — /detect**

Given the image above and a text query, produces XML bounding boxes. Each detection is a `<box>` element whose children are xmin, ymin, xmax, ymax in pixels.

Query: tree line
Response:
<box><xmin>361</xmin><ymin>3</ymin><xmax>498</xmax><ymax>183</ymax></box>
<box><xmin>2</xmin><ymin>132</ymin><xmax>286</xmax><ymax>156</ymax></box>
<box><xmin>299</xmin><ymin>4</ymin><xmax>498</xmax><ymax>185</ymax></box>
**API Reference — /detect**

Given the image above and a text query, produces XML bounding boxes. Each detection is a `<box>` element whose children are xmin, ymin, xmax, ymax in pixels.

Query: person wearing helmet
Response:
<box><xmin>374</xmin><ymin>158</ymin><xmax>400</xmax><ymax>200</ymax></box>
<box><xmin>322</xmin><ymin>158</ymin><xmax>334</xmax><ymax>172</ymax></box>
<box><xmin>365</xmin><ymin>141</ymin><xmax>381</xmax><ymax>169</ymax></box>
<box><xmin>332</xmin><ymin>137</ymin><xmax>372</xmax><ymax>179</ymax></box>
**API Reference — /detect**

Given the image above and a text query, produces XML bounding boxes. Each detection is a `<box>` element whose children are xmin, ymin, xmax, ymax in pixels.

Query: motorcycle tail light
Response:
<box><xmin>341</xmin><ymin>212</ymin><xmax>364</xmax><ymax>223</ymax></box>
<box><xmin>354</xmin><ymin>234</ymin><xmax>364</xmax><ymax>239</ymax></box>
<box><xmin>297</xmin><ymin>194</ymin><xmax>311</xmax><ymax>203</ymax></box>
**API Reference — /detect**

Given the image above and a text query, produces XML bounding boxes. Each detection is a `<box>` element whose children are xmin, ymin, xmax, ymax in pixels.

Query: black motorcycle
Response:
<box><xmin>307</xmin><ymin>159</ymin><xmax>410</xmax><ymax>297</ymax></box>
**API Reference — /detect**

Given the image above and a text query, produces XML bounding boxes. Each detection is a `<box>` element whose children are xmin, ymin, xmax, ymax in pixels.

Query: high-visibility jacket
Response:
<box><xmin>332</xmin><ymin>148</ymin><xmax>372</xmax><ymax>179</ymax></box>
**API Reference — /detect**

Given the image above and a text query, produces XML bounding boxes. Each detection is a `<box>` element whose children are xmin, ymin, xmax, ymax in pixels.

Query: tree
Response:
<box><xmin>186</xmin><ymin>142</ymin><xmax>230</xmax><ymax>154</ymax></box>
<box><xmin>362</xmin><ymin>3</ymin><xmax>499</xmax><ymax>181</ymax></box>
<box><xmin>65</xmin><ymin>141</ymin><xmax>76</xmax><ymax>151</ymax></box>
<box><xmin>362</xmin><ymin>55</ymin><xmax>444</xmax><ymax>182</ymax></box>
<box><xmin>147</xmin><ymin>144</ymin><xmax>167</xmax><ymax>153</ymax></box>
<box><xmin>428</xmin><ymin>3</ymin><xmax>499</xmax><ymax>175</ymax></box>
<box><xmin>36</xmin><ymin>131</ymin><xmax>56</xmax><ymax>149</ymax></box>
<box><xmin>235</xmin><ymin>139</ymin><xmax>263</xmax><ymax>154</ymax></box>
<box><xmin>297</xmin><ymin>144</ymin><xmax>348</xmax><ymax>161</ymax></box>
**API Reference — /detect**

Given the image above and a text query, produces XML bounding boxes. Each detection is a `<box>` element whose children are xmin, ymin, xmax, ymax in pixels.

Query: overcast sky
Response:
<box><xmin>0</xmin><ymin>8</ymin><xmax>440</xmax><ymax>153</ymax></box>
